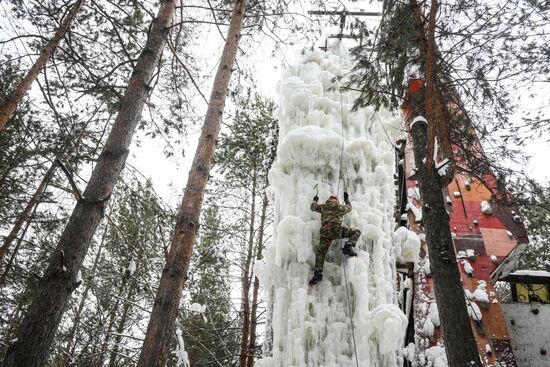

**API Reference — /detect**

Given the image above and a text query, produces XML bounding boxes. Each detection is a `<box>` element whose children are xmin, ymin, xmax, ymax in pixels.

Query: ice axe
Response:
<box><xmin>313</xmin><ymin>183</ymin><xmax>319</xmax><ymax>197</ymax></box>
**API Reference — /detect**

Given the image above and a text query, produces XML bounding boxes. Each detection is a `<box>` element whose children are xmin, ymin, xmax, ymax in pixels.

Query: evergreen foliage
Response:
<box><xmin>516</xmin><ymin>181</ymin><xmax>550</xmax><ymax>270</ymax></box>
<box><xmin>178</xmin><ymin>205</ymin><xmax>239</xmax><ymax>367</ymax></box>
<box><xmin>213</xmin><ymin>94</ymin><xmax>278</xmax><ymax>366</ymax></box>
<box><xmin>0</xmin><ymin>60</ymin><xmax>57</xmax><ymax>225</ymax></box>
<box><xmin>0</xmin><ymin>0</ymin><xmax>298</xmax><ymax>364</ymax></box>
<box><xmin>216</xmin><ymin>94</ymin><xmax>278</xmax><ymax>186</ymax></box>
<box><xmin>351</xmin><ymin>0</ymin><xmax>550</xmax><ymax>196</ymax></box>
<box><xmin>53</xmin><ymin>179</ymin><xmax>172</xmax><ymax>366</ymax></box>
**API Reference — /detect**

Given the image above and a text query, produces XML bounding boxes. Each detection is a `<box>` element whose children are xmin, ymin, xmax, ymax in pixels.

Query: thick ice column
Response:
<box><xmin>256</xmin><ymin>45</ymin><xmax>407</xmax><ymax>367</ymax></box>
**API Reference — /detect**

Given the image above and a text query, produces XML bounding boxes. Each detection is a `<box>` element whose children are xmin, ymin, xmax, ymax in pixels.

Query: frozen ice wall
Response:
<box><xmin>255</xmin><ymin>44</ymin><xmax>407</xmax><ymax>367</ymax></box>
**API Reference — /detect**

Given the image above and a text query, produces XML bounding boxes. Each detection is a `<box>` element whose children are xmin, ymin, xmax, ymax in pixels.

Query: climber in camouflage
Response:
<box><xmin>308</xmin><ymin>192</ymin><xmax>361</xmax><ymax>286</ymax></box>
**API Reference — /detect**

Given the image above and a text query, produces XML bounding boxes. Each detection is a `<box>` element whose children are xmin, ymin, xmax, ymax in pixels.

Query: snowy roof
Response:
<box><xmin>510</xmin><ymin>270</ymin><xmax>550</xmax><ymax>277</ymax></box>
<box><xmin>500</xmin><ymin>270</ymin><xmax>550</xmax><ymax>284</ymax></box>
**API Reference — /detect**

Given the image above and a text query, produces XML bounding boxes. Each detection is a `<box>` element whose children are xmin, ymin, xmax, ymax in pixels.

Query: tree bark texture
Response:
<box><xmin>246</xmin><ymin>192</ymin><xmax>268</xmax><ymax>367</ymax></box>
<box><xmin>137</xmin><ymin>1</ymin><xmax>247</xmax><ymax>365</ymax></box>
<box><xmin>0</xmin><ymin>161</ymin><xmax>56</xmax><ymax>263</ymax></box>
<box><xmin>406</xmin><ymin>87</ymin><xmax>482</xmax><ymax>367</ymax></box>
<box><xmin>410</xmin><ymin>0</ymin><xmax>453</xmax><ymax>167</ymax></box>
<box><xmin>0</xmin><ymin>0</ymin><xmax>85</xmax><ymax>130</ymax></box>
<box><xmin>2</xmin><ymin>1</ymin><xmax>176</xmax><ymax>365</ymax></box>
<box><xmin>240</xmin><ymin>172</ymin><xmax>257</xmax><ymax>367</ymax></box>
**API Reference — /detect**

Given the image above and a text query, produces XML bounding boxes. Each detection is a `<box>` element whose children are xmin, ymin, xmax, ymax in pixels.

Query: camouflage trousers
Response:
<box><xmin>314</xmin><ymin>222</ymin><xmax>361</xmax><ymax>272</ymax></box>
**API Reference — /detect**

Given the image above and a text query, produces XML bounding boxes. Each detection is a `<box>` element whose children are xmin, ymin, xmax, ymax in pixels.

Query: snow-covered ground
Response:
<box><xmin>255</xmin><ymin>44</ymin><xmax>407</xmax><ymax>367</ymax></box>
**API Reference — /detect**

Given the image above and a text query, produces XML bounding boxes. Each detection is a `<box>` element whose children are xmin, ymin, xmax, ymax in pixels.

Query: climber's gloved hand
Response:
<box><xmin>313</xmin><ymin>195</ymin><xmax>319</xmax><ymax>202</ymax></box>
<box><xmin>343</xmin><ymin>192</ymin><xmax>349</xmax><ymax>204</ymax></box>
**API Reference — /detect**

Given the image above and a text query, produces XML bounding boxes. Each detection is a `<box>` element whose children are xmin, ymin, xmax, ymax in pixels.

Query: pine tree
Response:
<box><xmin>177</xmin><ymin>205</ymin><xmax>238</xmax><ymax>367</ymax></box>
<box><xmin>52</xmin><ymin>179</ymin><xmax>171</xmax><ymax>366</ymax></box>
<box><xmin>351</xmin><ymin>0</ymin><xmax>550</xmax><ymax>192</ymax></box>
<box><xmin>516</xmin><ymin>181</ymin><xmax>550</xmax><ymax>270</ymax></box>
<box><xmin>2</xmin><ymin>1</ymin><xmax>177</xmax><ymax>364</ymax></box>
<box><xmin>138</xmin><ymin>1</ymin><xmax>248</xmax><ymax>364</ymax></box>
<box><xmin>406</xmin><ymin>87</ymin><xmax>481</xmax><ymax>366</ymax></box>
<box><xmin>351</xmin><ymin>1</ymin><xmax>549</xmax><ymax>364</ymax></box>
<box><xmin>0</xmin><ymin>60</ymin><xmax>58</xmax><ymax>232</ymax></box>
<box><xmin>214</xmin><ymin>94</ymin><xmax>277</xmax><ymax>367</ymax></box>
<box><xmin>0</xmin><ymin>0</ymin><xmax>85</xmax><ymax>130</ymax></box>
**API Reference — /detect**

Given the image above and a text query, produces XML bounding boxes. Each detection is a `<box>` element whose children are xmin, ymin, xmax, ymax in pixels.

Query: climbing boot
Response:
<box><xmin>342</xmin><ymin>242</ymin><xmax>357</xmax><ymax>257</ymax></box>
<box><xmin>308</xmin><ymin>270</ymin><xmax>323</xmax><ymax>286</ymax></box>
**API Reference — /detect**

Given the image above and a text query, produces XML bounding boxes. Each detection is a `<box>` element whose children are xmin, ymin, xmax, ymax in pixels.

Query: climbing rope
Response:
<box><xmin>343</xmin><ymin>258</ymin><xmax>360</xmax><ymax>367</ymax></box>
<box><xmin>336</xmin><ymin>41</ymin><xmax>360</xmax><ymax>367</ymax></box>
<box><xmin>375</xmin><ymin>110</ymin><xmax>399</xmax><ymax>150</ymax></box>
<box><xmin>336</xmin><ymin>44</ymin><xmax>346</xmax><ymax>197</ymax></box>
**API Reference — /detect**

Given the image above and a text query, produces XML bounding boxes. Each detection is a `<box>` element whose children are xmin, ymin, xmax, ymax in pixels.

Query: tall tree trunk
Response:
<box><xmin>424</xmin><ymin>0</ymin><xmax>437</xmax><ymax>171</ymax></box>
<box><xmin>137</xmin><ymin>1</ymin><xmax>247</xmax><ymax>365</ymax></box>
<box><xmin>0</xmin><ymin>0</ymin><xmax>85</xmax><ymax>130</ymax></box>
<box><xmin>246</xmin><ymin>192</ymin><xmax>268</xmax><ymax>367</ymax></box>
<box><xmin>240</xmin><ymin>172</ymin><xmax>257</xmax><ymax>367</ymax></box>
<box><xmin>0</xmin><ymin>161</ymin><xmax>56</xmax><ymax>263</ymax></box>
<box><xmin>58</xmin><ymin>226</ymin><xmax>107</xmax><ymax>367</ymax></box>
<box><xmin>2</xmin><ymin>1</ymin><xmax>176</xmax><ymax>364</ymax></box>
<box><xmin>406</xmin><ymin>86</ymin><xmax>481</xmax><ymax>367</ymax></box>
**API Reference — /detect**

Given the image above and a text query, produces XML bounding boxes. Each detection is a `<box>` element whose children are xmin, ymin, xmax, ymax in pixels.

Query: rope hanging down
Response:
<box><xmin>343</xmin><ymin>259</ymin><xmax>360</xmax><ymax>367</ymax></box>
<box><xmin>336</xmin><ymin>48</ymin><xmax>346</xmax><ymax>196</ymax></box>
<box><xmin>336</xmin><ymin>43</ymin><xmax>360</xmax><ymax>367</ymax></box>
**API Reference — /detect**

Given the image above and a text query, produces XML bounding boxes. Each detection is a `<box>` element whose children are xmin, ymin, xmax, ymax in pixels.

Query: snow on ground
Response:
<box><xmin>255</xmin><ymin>44</ymin><xmax>406</xmax><ymax>367</ymax></box>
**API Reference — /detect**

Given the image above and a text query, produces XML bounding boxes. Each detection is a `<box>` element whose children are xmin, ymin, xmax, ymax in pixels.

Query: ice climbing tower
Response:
<box><xmin>255</xmin><ymin>44</ymin><xmax>407</xmax><ymax>367</ymax></box>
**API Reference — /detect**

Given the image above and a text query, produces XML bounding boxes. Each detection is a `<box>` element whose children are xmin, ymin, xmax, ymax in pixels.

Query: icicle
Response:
<box><xmin>174</xmin><ymin>330</ymin><xmax>190</xmax><ymax>367</ymax></box>
<box><xmin>256</xmin><ymin>45</ymin><xmax>406</xmax><ymax>367</ymax></box>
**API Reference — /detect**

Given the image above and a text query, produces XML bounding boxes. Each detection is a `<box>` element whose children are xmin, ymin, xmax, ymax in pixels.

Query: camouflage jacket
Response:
<box><xmin>311</xmin><ymin>199</ymin><xmax>351</xmax><ymax>225</ymax></box>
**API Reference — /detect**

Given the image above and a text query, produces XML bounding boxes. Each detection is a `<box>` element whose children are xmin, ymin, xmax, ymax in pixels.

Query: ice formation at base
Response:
<box><xmin>255</xmin><ymin>45</ymin><xmax>407</xmax><ymax>367</ymax></box>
